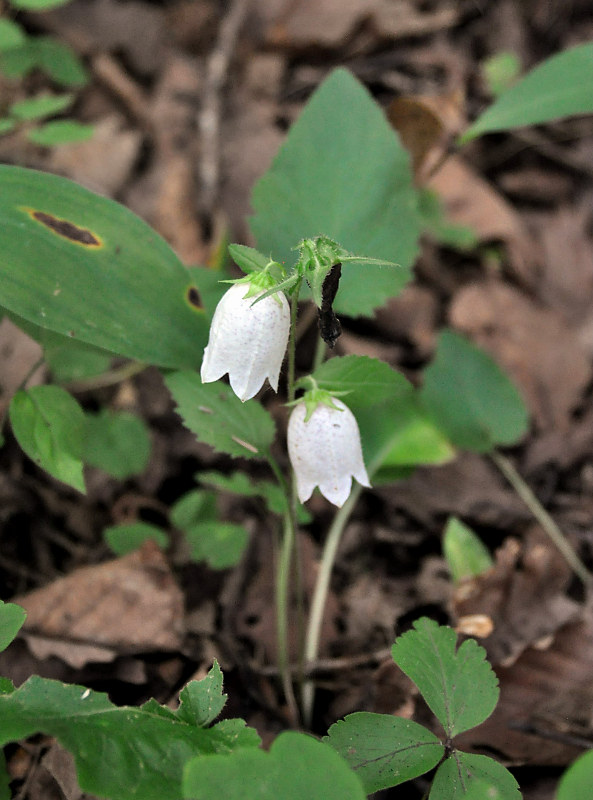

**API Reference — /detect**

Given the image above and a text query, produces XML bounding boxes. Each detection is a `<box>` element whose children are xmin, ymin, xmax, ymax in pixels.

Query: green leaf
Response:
<box><xmin>462</xmin><ymin>41</ymin><xmax>593</xmax><ymax>142</ymax></box>
<box><xmin>27</xmin><ymin>120</ymin><xmax>95</xmax><ymax>146</ymax></box>
<box><xmin>420</xmin><ymin>330</ymin><xmax>529</xmax><ymax>453</ymax></box>
<box><xmin>0</xmin><ymin>42</ymin><xmax>36</xmax><ymax>78</ymax></box>
<box><xmin>443</xmin><ymin>517</ymin><xmax>493</xmax><ymax>583</ymax></box>
<box><xmin>83</xmin><ymin>409</ymin><xmax>151</xmax><ymax>478</ymax></box>
<box><xmin>11</xmin><ymin>0</ymin><xmax>73</xmax><ymax>9</ymax></box>
<box><xmin>250</xmin><ymin>68</ymin><xmax>421</xmax><ymax>317</ymax></box>
<box><xmin>0</xmin><ymin>20</ymin><xmax>26</xmax><ymax>52</ymax></box>
<box><xmin>391</xmin><ymin>617</ymin><xmax>499</xmax><ymax>738</ymax></box>
<box><xmin>197</xmin><ymin>470</ymin><xmax>311</xmax><ymax>523</ymax></box>
<box><xmin>211</xmin><ymin>718</ymin><xmax>261</xmax><ymax>751</ymax></box>
<box><xmin>34</xmin><ymin>37</ymin><xmax>89</xmax><ymax>87</ymax></box>
<box><xmin>0</xmin><ymin>165</ymin><xmax>208</xmax><ymax>368</ymax></box>
<box><xmin>429</xmin><ymin>753</ymin><xmax>521</xmax><ymax>800</ymax></box>
<box><xmin>311</xmin><ymin>355</ymin><xmax>411</xmax><ymax>407</ymax></box>
<box><xmin>0</xmin><ymin>118</ymin><xmax>16</xmax><ymax>135</ymax></box>
<box><xmin>9</xmin><ymin>385</ymin><xmax>85</xmax><ymax>492</ymax></box>
<box><xmin>178</xmin><ymin>661</ymin><xmax>226</xmax><ymax>727</ymax></box>
<box><xmin>104</xmin><ymin>522</ymin><xmax>168</xmax><ymax>555</ymax></box>
<box><xmin>482</xmin><ymin>52</ymin><xmax>521</xmax><ymax>97</ymax></box>
<box><xmin>0</xmin><ymin>675</ymin><xmax>242</xmax><ymax>800</ymax></box>
<box><xmin>9</xmin><ymin>92</ymin><xmax>74</xmax><ymax>121</ymax></box>
<box><xmin>228</xmin><ymin>244</ymin><xmax>274</xmax><ymax>274</ymax></box>
<box><xmin>45</xmin><ymin>335</ymin><xmax>112</xmax><ymax>382</ymax></box>
<box><xmin>418</xmin><ymin>188</ymin><xmax>479</xmax><ymax>251</ymax></box>
<box><xmin>183</xmin><ymin>522</ymin><xmax>249</xmax><ymax>569</ymax></box>
<box><xmin>165</xmin><ymin>372</ymin><xmax>275</xmax><ymax>460</ymax></box>
<box><xmin>324</xmin><ymin>712</ymin><xmax>443</xmax><ymax>793</ymax></box>
<box><xmin>170</xmin><ymin>489</ymin><xmax>218</xmax><ymax>529</ymax></box>
<box><xmin>0</xmin><ymin>601</ymin><xmax>26</xmax><ymax>652</ymax></box>
<box><xmin>557</xmin><ymin>750</ymin><xmax>593</xmax><ymax>800</ymax></box>
<box><xmin>183</xmin><ymin>731</ymin><xmax>366</xmax><ymax>800</ymax></box>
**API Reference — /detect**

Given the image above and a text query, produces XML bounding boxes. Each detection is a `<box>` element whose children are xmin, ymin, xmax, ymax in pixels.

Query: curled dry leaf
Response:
<box><xmin>16</xmin><ymin>541</ymin><xmax>184</xmax><ymax>668</ymax></box>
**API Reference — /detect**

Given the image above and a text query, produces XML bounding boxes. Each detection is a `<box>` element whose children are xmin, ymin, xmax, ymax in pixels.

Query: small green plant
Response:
<box><xmin>0</xmin><ymin>0</ymin><xmax>92</xmax><ymax>145</ymax></box>
<box><xmin>0</xmin><ymin>39</ymin><xmax>592</xmax><ymax>799</ymax></box>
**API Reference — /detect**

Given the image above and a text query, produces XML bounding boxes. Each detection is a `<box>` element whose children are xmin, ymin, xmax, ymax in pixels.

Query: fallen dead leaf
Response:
<box><xmin>450</xmin><ymin>280</ymin><xmax>592</xmax><ymax>431</ymax></box>
<box><xmin>16</xmin><ymin>541</ymin><xmax>184</xmax><ymax>668</ymax></box>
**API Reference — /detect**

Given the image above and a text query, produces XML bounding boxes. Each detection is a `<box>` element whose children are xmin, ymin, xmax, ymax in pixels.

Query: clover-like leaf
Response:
<box><xmin>429</xmin><ymin>753</ymin><xmax>521</xmax><ymax>799</ymax></box>
<box><xmin>391</xmin><ymin>618</ymin><xmax>499</xmax><ymax>738</ymax></box>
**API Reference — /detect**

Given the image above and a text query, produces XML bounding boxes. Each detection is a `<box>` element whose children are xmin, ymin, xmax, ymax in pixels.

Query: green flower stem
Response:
<box><xmin>64</xmin><ymin>360</ymin><xmax>147</xmax><ymax>392</ymax></box>
<box><xmin>312</xmin><ymin>334</ymin><xmax>327</xmax><ymax>372</ymax></box>
<box><xmin>491</xmin><ymin>450</ymin><xmax>592</xmax><ymax>586</ymax></box>
<box><xmin>302</xmin><ymin>482</ymin><xmax>363</xmax><ymax>727</ymax></box>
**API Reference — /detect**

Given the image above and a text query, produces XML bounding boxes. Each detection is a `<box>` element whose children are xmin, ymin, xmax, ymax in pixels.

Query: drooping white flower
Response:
<box><xmin>201</xmin><ymin>283</ymin><xmax>290</xmax><ymax>402</ymax></box>
<box><xmin>287</xmin><ymin>397</ymin><xmax>370</xmax><ymax>507</ymax></box>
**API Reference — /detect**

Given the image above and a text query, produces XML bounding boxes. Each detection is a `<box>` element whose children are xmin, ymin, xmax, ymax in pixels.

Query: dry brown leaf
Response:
<box><xmin>17</xmin><ymin>541</ymin><xmax>184</xmax><ymax>668</ymax></box>
<box><xmin>371</xmin><ymin>0</ymin><xmax>460</xmax><ymax>40</ymax></box>
<box><xmin>266</xmin><ymin>0</ymin><xmax>375</xmax><ymax>49</ymax></box>
<box><xmin>429</xmin><ymin>155</ymin><xmax>538</xmax><ymax>283</ymax></box>
<box><xmin>450</xmin><ymin>280</ymin><xmax>592</xmax><ymax>431</ymax></box>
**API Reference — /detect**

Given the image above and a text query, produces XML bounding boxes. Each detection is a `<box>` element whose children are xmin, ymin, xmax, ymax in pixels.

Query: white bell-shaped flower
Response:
<box><xmin>201</xmin><ymin>283</ymin><xmax>290</xmax><ymax>402</ymax></box>
<box><xmin>288</xmin><ymin>397</ymin><xmax>370</xmax><ymax>507</ymax></box>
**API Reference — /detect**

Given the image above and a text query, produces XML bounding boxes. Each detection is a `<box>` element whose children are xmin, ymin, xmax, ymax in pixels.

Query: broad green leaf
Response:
<box><xmin>429</xmin><ymin>753</ymin><xmax>521</xmax><ymax>800</ymax></box>
<box><xmin>170</xmin><ymin>489</ymin><xmax>218</xmax><ymax>529</ymax></box>
<box><xmin>0</xmin><ymin>20</ymin><xmax>26</xmax><ymax>52</ymax></box>
<box><xmin>420</xmin><ymin>330</ymin><xmax>529</xmax><ymax>453</ymax></box>
<box><xmin>482</xmin><ymin>52</ymin><xmax>521</xmax><ymax>97</ymax></box>
<box><xmin>183</xmin><ymin>731</ymin><xmax>366</xmax><ymax>800</ymax></box>
<box><xmin>83</xmin><ymin>409</ymin><xmax>151</xmax><ymax>478</ymax></box>
<box><xmin>34</xmin><ymin>37</ymin><xmax>89</xmax><ymax>87</ymax></box>
<box><xmin>197</xmin><ymin>470</ymin><xmax>311</xmax><ymax>523</ymax></box>
<box><xmin>0</xmin><ymin>675</ymin><xmax>245</xmax><ymax>800</ymax></box>
<box><xmin>443</xmin><ymin>517</ymin><xmax>493</xmax><ymax>583</ymax></box>
<box><xmin>0</xmin><ymin>42</ymin><xmax>36</xmax><ymax>78</ymax></box>
<box><xmin>0</xmin><ymin>601</ymin><xmax>26</xmax><ymax>651</ymax></box>
<box><xmin>311</xmin><ymin>355</ymin><xmax>410</xmax><ymax>407</ymax></box>
<box><xmin>250</xmin><ymin>68</ymin><xmax>421</xmax><ymax>317</ymax></box>
<box><xmin>355</xmin><ymin>390</ymin><xmax>455</xmax><ymax>478</ymax></box>
<box><xmin>166</xmin><ymin>372</ymin><xmax>275</xmax><ymax>460</ymax></box>
<box><xmin>0</xmin><ymin>165</ymin><xmax>208</xmax><ymax>368</ymax></box>
<box><xmin>11</xmin><ymin>0</ymin><xmax>72</xmax><ymax>9</ymax></box>
<box><xmin>462</xmin><ymin>41</ymin><xmax>593</xmax><ymax>142</ymax></box>
<box><xmin>45</xmin><ymin>335</ymin><xmax>112</xmax><ymax>382</ymax></box>
<box><xmin>178</xmin><ymin>661</ymin><xmax>226</xmax><ymax>727</ymax></box>
<box><xmin>9</xmin><ymin>385</ymin><xmax>85</xmax><ymax>492</ymax></box>
<box><xmin>9</xmin><ymin>92</ymin><xmax>74</xmax><ymax>121</ymax></box>
<box><xmin>391</xmin><ymin>617</ymin><xmax>499</xmax><ymax>738</ymax></box>
<box><xmin>557</xmin><ymin>750</ymin><xmax>593</xmax><ymax>800</ymax></box>
<box><xmin>183</xmin><ymin>522</ymin><xmax>249</xmax><ymax>569</ymax></box>
<box><xmin>324</xmin><ymin>712</ymin><xmax>443</xmax><ymax>793</ymax></box>
<box><xmin>27</xmin><ymin>120</ymin><xmax>95</xmax><ymax>145</ymax></box>
<box><xmin>104</xmin><ymin>522</ymin><xmax>168</xmax><ymax>555</ymax></box>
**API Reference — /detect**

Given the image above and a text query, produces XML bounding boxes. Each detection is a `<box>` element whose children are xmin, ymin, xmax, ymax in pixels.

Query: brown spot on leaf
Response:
<box><xmin>186</xmin><ymin>286</ymin><xmax>203</xmax><ymax>310</ymax></box>
<box><xmin>26</xmin><ymin>209</ymin><xmax>102</xmax><ymax>248</ymax></box>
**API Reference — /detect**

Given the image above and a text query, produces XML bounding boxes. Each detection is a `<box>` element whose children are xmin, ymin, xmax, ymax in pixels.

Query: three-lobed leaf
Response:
<box><xmin>183</xmin><ymin>731</ymin><xmax>366</xmax><ymax>800</ymax></box>
<box><xmin>462</xmin><ymin>41</ymin><xmax>593</xmax><ymax>142</ymax></box>
<box><xmin>391</xmin><ymin>617</ymin><xmax>499</xmax><ymax>738</ymax></box>
<box><xmin>250</xmin><ymin>68</ymin><xmax>421</xmax><ymax>317</ymax></box>
<box><xmin>165</xmin><ymin>372</ymin><xmax>275</xmax><ymax>460</ymax></box>
<box><xmin>420</xmin><ymin>330</ymin><xmax>529</xmax><ymax>453</ymax></box>
<box><xmin>324</xmin><ymin>712</ymin><xmax>443</xmax><ymax>793</ymax></box>
<box><xmin>9</xmin><ymin>384</ymin><xmax>86</xmax><ymax>492</ymax></box>
<box><xmin>429</xmin><ymin>752</ymin><xmax>521</xmax><ymax>799</ymax></box>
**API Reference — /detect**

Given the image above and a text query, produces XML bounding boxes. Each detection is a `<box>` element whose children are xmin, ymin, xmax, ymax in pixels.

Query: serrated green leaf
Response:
<box><xmin>420</xmin><ymin>330</ymin><xmax>529</xmax><ymax>453</ymax></box>
<box><xmin>83</xmin><ymin>409</ymin><xmax>151</xmax><ymax>479</ymax></box>
<box><xmin>9</xmin><ymin>385</ymin><xmax>85</xmax><ymax>492</ymax></box>
<box><xmin>0</xmin><ymin>675</ymin><xmax>238</xmax><ymax>800</ymax></box>
<box><xmin>9</xmin><ymin>92</ymin><xmax>74</xmax><ymax>121</ymax></box>
<box><xmin>178</xmin><ymin>662</ymin><xmax>226</xmax><ymax>727</ymax></box>
<box><xmin>311</xmin><ymin>355</ymin><xmax>411</xmax><ymax>407</ymax></box>
<box><xmin>0</xmin><ymin>20</ymin><xmax>26</xmax><ymax>52</ymax></box>
<box><xmin>27</xmin><ymin>120</ymin><xmax>94</xmax><ymax>146</ymax></box>
<box><xmin>104</xmin><ymin>522</ymin><xmax>168</xmax><ymax>555</ymax></box>
<box><xmin>0</xmin><ymin>165</ymin><xmax>208</xmax><ymax>368</ymax></box>
<box><xmin>391</xmin><ymin>617</ymin><xmax>499</xmax><ymax>738</ymax></box>
<box><xmin>324</xmin><ymin>712</ymin><xmax>443</xmax><ymax>793</ymax></box>
<box><xmin>170</xmin><ymin>489</ymin><xmax>218</xmax><ymax>529</ymax></box>
<box><xmin>197</xmin><ymin>470</ymin><xmax>311</xmax><ymax>523</ymax></box>
<box><xmin>0</xmin><ymin>601</ymin><xmax>26</xmax><ymax>652</ymax></box>
<box><xmin>250</xmin><ymin>68</ymin><xmax>421</xmax><ymax>317</ymax></box>
<box><xmin>166</xmin><ymin>372</ymin><xmax>275</xmax><ymax>460</ymax></box>
<box><xmin>210</xmin><ymin>718</ymin><xmax>261</xmax><ymax>751</ymax></box>
<box><xmin>557</xmin><ymin>750</ymin><xmax>593</xmax><ymax>800</ymax></box>
<box><xmin>429</xmin><ymin>753</ymin><xmax>521</xmax><ymax>800</ymax></box>
<box><xmin>228</xmin><ymin>244</ymin><xmax>273</xmax><ymax>274</ymax></box>
<box><xmin>462</xmin><ymin>41</ymin><xmax>593</xmax><ymax>142</ymax></box>
<box><xmin>443</xmin><ymin>517</ymin><xmax>493</xmax><ymax>583</ymax></box>
<box><xmin>183</xmin><ymin>731</ymin><xmax>366</xmax><ymax>800</ymax></box>
<box><xmin>183</xmin><ymin>522</ymin><xmax>249</xmax><ymax>569</ymax></box>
